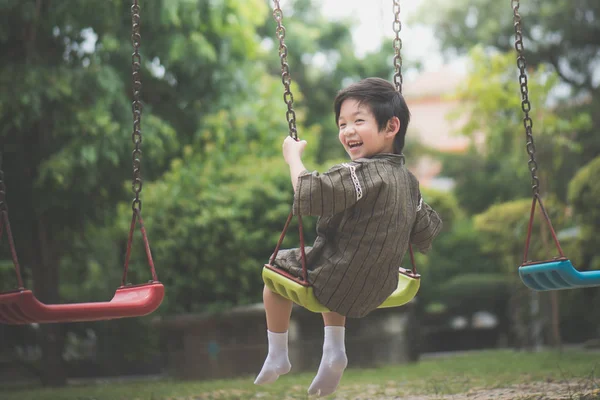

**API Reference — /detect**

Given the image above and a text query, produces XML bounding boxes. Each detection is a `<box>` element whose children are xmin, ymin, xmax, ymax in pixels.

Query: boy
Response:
<box><xmin>255</xmin><ymin>77</ymin><xmax>442</xmax><ymax>397</ymax></box>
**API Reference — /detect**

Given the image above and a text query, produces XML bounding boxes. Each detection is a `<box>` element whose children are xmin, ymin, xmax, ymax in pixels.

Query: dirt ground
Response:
<box><xmin>327</xmin><ymin>381</ymin><xmax>600</xmax><ymax>399</ymax></box>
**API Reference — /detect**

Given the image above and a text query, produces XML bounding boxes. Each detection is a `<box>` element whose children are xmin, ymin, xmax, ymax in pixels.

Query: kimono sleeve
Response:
<box><xmin>410</xmin><ymin>194</ymin><xmax>443</xmax><ymax>253</ymax></box>
<box><xmin>293</xmin><ymin>163</ymin><xmax>365</xmax><ymax>217</ymax></box>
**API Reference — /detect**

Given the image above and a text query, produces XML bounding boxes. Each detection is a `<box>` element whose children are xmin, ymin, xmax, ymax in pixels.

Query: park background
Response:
<box><xmin>0</xmin><ymin>0</ymin><xmax>599</xmax><ymax>392</ymax></box>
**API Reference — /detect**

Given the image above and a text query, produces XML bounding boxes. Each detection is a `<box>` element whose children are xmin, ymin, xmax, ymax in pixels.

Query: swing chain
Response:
<box><xmin>0</xmin><ymin>156</ymin><xmax>6</xmax><ymax>212</ymax></box>
<box><xmin>512</xmin><ymin>0</ymin><xmax>539</xmax><ymax>196</ymax></box>
<box><xmin>392</xmin><ymin>0</ymin><xmax>403</xmax><ymax>93</ymax></box>
<box><xmin>272</xmin><ymin>0</ymin><xmax>298</xmax><ymax>140</ymax></box>
<box><xmin>131</xmin><ymin>0</ymin><xmax>144</xmax><ymax>211</ymax></box>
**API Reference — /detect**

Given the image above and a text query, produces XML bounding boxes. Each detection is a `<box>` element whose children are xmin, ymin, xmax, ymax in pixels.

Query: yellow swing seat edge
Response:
<box><xmin>262</xmin><ymin>267</ymin><xmax>419</xmax><ymax>313</ymax></box>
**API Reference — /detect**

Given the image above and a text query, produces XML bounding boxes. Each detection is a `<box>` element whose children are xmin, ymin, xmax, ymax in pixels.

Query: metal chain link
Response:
<box><xmin>0</xmin><ymin>154</ymin><xmax>7</xmax><ymax>212</ymax></box>
<box><xmin>392</xmin><ymin>0</ymin><xmax>403</xmax><ymax>93</ymax></box>
<box><xmin>0</xmin><ymin>153</ymin><xmax>25</xmax><ymax>288</ymax></box>
<box><xmin>0</xmin><ymin>180</ymin><xmax>5</xmax><ymax>212</ymax></box>
<box><xmin>512</xmin><ymin>0</ymin><xmax>539</xmax><ymax>196</ymax></box>
<box><xmin>131</xmin><ymin>0</ymin><xmax>144</xmax><ymax>211</ymax></box>
<box><xmin>272</xmin><ymin>0</ymin><xmax>298</xmax><ymax>140</ymax></box>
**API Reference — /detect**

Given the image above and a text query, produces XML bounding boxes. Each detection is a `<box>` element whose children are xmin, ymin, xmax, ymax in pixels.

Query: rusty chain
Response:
<box><xmin>0</xmin><ymin>155</ymin><xmax>6</xmax><ymax>213</ymax></box>
<box><xmin>131</xmin><ymin>0</ymin><xmax>144</xmax><ymax>211</ymax></box>
<box><xmin>272</xmin><ymin>0</ymin><xmax>298</xmax><ymax>140</ymax></box>
<box><xmin>512</xmin><ymin>0</ymin><xmax>539</xmax><ymax>196</ymax></box>
<box><xmin>0</xmin><ymin>154</ymin><xmax>24</xmax><ymax>288</ymax></box>
<box><xmin>393</xmin><ymin>0</ymin><xmax>403</xmax><ymax>93</ymax></box>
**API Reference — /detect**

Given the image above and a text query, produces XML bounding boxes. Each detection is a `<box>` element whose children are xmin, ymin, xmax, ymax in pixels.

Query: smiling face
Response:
<box><xmin>337</xmin><ymin>99</ymin><xmax>396</xmax><ymax>161</ymax></box>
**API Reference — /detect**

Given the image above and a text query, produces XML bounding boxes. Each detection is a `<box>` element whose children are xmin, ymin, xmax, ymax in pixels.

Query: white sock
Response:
<box><xmin>254</xmin><ymin>330</ymin><xmax>292</xmax><ymax>385</ymax></box>
<box><xmin>308</xmin><ymin>326</ymin><xmax>348</xmax><ymax>397</ymax></box>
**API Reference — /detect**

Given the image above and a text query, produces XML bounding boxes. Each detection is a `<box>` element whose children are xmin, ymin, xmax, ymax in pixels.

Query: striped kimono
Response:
<box><xmin>273</xmin><ymin>153</ymin><xmax>442</xmax><ymax>318</ymax></box>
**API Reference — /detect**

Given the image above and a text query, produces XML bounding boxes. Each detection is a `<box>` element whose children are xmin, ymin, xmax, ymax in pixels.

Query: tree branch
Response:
<box><xmin>26</xmin><ymin>0</ymin><xmax>43</xmax><ymax>63</ymax></box>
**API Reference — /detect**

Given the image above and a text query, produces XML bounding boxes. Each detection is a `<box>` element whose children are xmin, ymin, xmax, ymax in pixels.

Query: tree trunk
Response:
<box><xmin>39</xmin><ymin>324</ymin><xmax>67</xmax><ymax>386</ymax></box>
<box><xmin>549</xmin><ymin>291</ymin><xmax>562</xmax><ymax>349</ymax></box>
<box><xmin>31</xmin><ymin>214</ymin><xmax>67</xmax><ymax>387</ymax></box>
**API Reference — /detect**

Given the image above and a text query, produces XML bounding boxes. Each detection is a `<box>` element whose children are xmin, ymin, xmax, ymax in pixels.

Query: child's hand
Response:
<box><xmin>282</xmin><ymin>136</ymin><xmax>307</xmax><ymax>165</ymax></box>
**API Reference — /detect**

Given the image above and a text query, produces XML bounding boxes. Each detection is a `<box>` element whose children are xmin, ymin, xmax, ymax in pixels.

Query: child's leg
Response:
<box><xmin>308</xmin><ymin>312</ymin><xmax>348</xmax><ymax>397</ymax></box>
<box><xmin>254</xmin><ymin>286</ymin><xmax>293</xmax><ymax>385</ymax></box>
<box><xmin>263</xmin><ymin>285</ymin><xmax>294</xmax><ymax>333</ymax></box>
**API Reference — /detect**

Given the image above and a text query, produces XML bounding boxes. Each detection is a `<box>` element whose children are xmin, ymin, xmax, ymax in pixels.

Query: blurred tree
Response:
<box><xmin>417</xmin><ymin>0</ymin><xmax>600</xmax><ymax>206</ymax></box>
<box><xmin>416</xmin><ymin>0</ymin><xmax>600</xmax><ymax>96</ymax></box>
<box><xmin>442</xmin><ymin>48</ymin><xmax>590</xmax><ymax>214</ymax></box>
<box><xmin>564</xmin><ymin>156</ymin><xmax>600</xmax><ymax>343</ymax></box>
<box><xmin>413</xmin><ymin>42</ymin><xmax>590</xmax><ymax>349</ymax></box>
<box><xmin>474</xmin><ymin>197</ymin><xmax>568</xmax><ymax>270</ymax></box>
<box><xmin>0</xmin><ymin>0</ymin><xmax>269</xmax><ymax>386</ymax></box>
<box><xmin>409</xmin><ymin>0</ymin><xmax>599</xmax><ymax>349</ymax></box>
<box><xmin>0</xmin><ymin>0</ymin><xmax>421</xmax><ymax>385</ymax></box>
<box><xmin>0</xmin><ymin>0</ymin><xmax>172</xmax><ymax>386</ymax></box>
<box><xmin>568</xmin><ymin>156</ymin><xmax>600</xmax><ymax>272</ymax></box>
<box><xmin>116</xmin><ymin>74</ymin><xmax>321</xmax><ymax>313</ymax></box>
<box><xmin>259</xmin><ymin>0</ymin><xmax>396</xmax><ymax>163</ymax></box>
<box><xmin>473</xmin><ymin>196</ymin><xmax>571</xmax><ymax>349</ymax></box>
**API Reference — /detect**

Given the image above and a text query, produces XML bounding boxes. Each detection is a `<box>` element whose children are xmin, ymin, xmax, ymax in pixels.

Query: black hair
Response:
<box><xmin>334</xmin><ymin>77</ymin><xmax>411</xmax><ymax>154</ymax></box>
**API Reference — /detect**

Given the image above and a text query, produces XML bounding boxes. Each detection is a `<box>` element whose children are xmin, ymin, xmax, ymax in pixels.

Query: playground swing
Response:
<box><xmin>512</xmin><ymin>0</ymin><xmax>600</xmax><ymax>291</ymax></box>
<box><xmin>0</xmin><ymin>0</ymin><xmax>165</xmax><ymax>325</ymax></box>
<box><xmin>262</xmin><ymin>0</ymin><xmax>421</xmax><ymax>313</ymax></box>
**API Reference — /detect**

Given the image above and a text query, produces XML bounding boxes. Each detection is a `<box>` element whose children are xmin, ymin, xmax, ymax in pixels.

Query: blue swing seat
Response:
<box><xmin>519</xmin><ymin>258</ymin><xmax>600</xmax><ymax>291</ymax></box>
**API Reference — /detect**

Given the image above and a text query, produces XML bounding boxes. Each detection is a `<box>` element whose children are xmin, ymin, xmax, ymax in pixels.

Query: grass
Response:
<box><xmin>2</xmin><ymin>348</ymin><xmax>599</xmax><ymax>400</ymax></box>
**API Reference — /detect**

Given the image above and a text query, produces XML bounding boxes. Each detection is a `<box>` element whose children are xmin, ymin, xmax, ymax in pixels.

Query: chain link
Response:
<box><xmin>272</xmin><ymin>0</ymin><xmax>298</xmax><ymax>140</ymax></box>
<box><xmin>131</xmin><ymin>0</ymin><xmax>144</xmax><ymax>211</ymax></box>
<box><xmin>392</xmin><ymin>0</ymin><xmax>403</xmax><ymax>93</ymax></box>
<box><xmin>512</xmin><ymin>0</ymin><xmax>539</xmax><ymax>196</ymax></box>
<box><xmin>0</xmin><ymin>154</ymin><xmax>6</xmax><ymax>212</ymax></box>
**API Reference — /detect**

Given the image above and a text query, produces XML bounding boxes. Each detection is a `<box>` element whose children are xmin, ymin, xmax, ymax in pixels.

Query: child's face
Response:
<box><xmin>337</xmin><ymin>99</ymin><xmax>395</xmax><ymax>161</ymax></box>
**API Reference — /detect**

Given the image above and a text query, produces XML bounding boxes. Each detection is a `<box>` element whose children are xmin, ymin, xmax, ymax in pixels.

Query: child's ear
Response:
<box><xmin>385</xmin><ymin>117</ymin><xmax>401</xmax><ymax>138</ymax></box>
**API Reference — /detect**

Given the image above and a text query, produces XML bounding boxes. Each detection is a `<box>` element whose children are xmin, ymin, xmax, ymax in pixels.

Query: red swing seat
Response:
<box><xmin>0</xmin><ymin>282</ymin><xmax>164</xmax><ymax>325</ymax></box>
<box><xmin>0</xmin><ymin>207</ymin><xmax>164</xmax><ymax>325</ymax></box>
<box><xmin>0</xmin><ymin>3</ymin><xmax>165</xmax><ymax>325</ymax></box>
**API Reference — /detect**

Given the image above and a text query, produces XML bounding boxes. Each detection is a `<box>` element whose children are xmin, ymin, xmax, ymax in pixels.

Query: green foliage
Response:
<box><xmin>569</xmin><ymin>156</ymin><xmax>600</xmax><ymax>229</ymax></box>
<box><xmin>421</xmin><ymin>187</ymin><xmax>463</xmax><ymax>232</ymax></box>
<box><xmin>59</xmin><ymin>222</ymin><xmax>123</xmax><ymax>302</ymax></box>
<box><xmin>416</xmin><ymin>0</ymin><xmax>600</xmax><ymax>94</ymax></box>
<box><xmin>193</xmin><ymin>73</ymin><xmax>316</xmax><ymax>164</ymax></box>
<box><xmin>138</xmin><ymin>0</ymin><xmax>270</xmax><ymax>140</ymax></box>
<box><xmin>449</xmin><ymin>47</ymin><xmax>588</xmax><ymax>156</ymax></box>
<box><xmin>423</xmin><ymin>219</ymin><xmax>504</xmax><ymax>281</ymax></box>
<box><xmin>416</xmin><ymin>193</ymin><xmax>506</xmax><ymax>308</ymax></box>
<box><xmin>118</xmin><ymin>154</ymin><xmax>309</xmax><ymax>313</ymax></box>
<box><xmin>415</xmin><ymin>0</ymin><xmax>600</xmax><ymax>343</ymax></box>
<box><xmin>473</xmin><ymin>196</ymin><xmax>569</xmax><ymax>270</ymax></box>
<box><xmin>568</xmin><ymin>156</ymin><xmax>600</xmax><ymax>271</ymax></box>
<box><xmin>441</xmin><ymin>150</ymin><xmax>530</xmax><ymax>215</ymax></box>
<box><xmin>442</xmin><ymin>48</ymin><xmax>590</xmax><ymax>214</ymax></box>
<box><xmin>437</xmin><ymin>273</ymin><xmax>513</xmax><ymax>316</ymax></box>
<box><xmin>259</xmin><ymin>0</ymin><xmax>398</xmax><ymax>163</ymax></box>
<box><xmin>0</xmin><ymin>0</ymin><xmax>311</xmax><ymax>383</ymax></box>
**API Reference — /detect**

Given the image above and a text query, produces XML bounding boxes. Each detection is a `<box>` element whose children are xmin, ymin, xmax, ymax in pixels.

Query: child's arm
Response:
<box><xmin>410</xmin><ymin>194</ymin><xmax>443</xmax><ymax>253</ymax></box>
<box><xmin>284</xmin><ymin>137</ymin><xmax>369</xmax><ymax>217</ymax></box>
<box><xmin>282</xmin><ymin>136</ymin><xmax>308</xmax><ymax>192</ymax></box>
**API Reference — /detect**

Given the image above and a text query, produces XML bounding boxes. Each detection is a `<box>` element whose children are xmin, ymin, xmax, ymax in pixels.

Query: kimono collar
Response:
<box><xmin>369</xmin><ymin>153</ymin><xmax>405</xmax><ymax>165</ymax></box>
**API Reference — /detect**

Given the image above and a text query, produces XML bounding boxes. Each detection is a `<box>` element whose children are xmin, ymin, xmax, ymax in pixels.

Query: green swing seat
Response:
<box><xmin>263</xmin><ymin>211</ymin><xmax>421</xmax><ymax>313</ymax></box>
<box><xmin>262</xmin><ymin>264</ymin><xmax>420</xmax><ymax>313</ymax></box>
